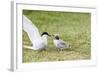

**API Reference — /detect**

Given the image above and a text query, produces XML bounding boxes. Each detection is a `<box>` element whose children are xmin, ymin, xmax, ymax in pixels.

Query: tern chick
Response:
<box><xmin>52</xmin><ymin>34</ymin><xmax>70</xmax><ymax>51</ymax></box>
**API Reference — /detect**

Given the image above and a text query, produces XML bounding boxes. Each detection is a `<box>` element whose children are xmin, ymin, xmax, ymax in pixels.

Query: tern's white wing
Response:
<box><xmin>23</xmin><ymin>15</ymin><xmax>42</xmax><ymax>50</ymax></box>
<box><xmin>57</xmin><ymin>40</ymin><xmax>67</xmax><ymax>49</ymax></box>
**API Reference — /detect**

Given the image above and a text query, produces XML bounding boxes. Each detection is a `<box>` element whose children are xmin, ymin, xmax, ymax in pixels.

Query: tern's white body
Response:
<box><xmin>53</xmin><ymin>34</ymin><xmax>70</xmax><ymax>50</ymax></box>
<box><xmin>23</xmin><ymin>15</ymin><xmax>48</xmax><ymax>50</ymax></box>
<box><xmin>53</xmin><ymin>39</ymin><xmax>69</xmax><ymax>50</ymax></box>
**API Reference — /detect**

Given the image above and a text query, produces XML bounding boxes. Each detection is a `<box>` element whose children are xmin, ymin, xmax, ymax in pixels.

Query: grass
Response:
<box><xmin>22</xmin><ymin>10</ymin><xmax>91</xmax><ymax>62</ymax></box>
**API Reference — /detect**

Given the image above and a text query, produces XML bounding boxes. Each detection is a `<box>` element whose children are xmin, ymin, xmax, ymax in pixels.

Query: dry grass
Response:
<box><xmin>22</xmin><ymin>10</ymin><xmax>91</xmax><ymax>62</ymax></box>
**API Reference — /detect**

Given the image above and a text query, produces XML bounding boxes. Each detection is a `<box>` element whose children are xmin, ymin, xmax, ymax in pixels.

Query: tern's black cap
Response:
<box><xmin>55</xmin><ymin>36</ymin><xmax>59</xmax><ymax>40</ymax></box>
<box><xmin>41</xmin><ymin>32</ymin><xmax>49</xmax><ymax>36</ymax></box>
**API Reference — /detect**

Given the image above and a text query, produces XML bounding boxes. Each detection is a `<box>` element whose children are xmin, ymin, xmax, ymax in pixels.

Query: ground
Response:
<box><xmin>22</xmin><ymin>10</ymin><xmax>91</xmax><ymax>62</ymax></box>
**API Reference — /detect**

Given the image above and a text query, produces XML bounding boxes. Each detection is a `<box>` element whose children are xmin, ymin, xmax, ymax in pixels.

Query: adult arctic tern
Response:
<box><xmin>23</xmin><ymin>15</ymin><xmax>50</xmax><ymax>50</ymax></box>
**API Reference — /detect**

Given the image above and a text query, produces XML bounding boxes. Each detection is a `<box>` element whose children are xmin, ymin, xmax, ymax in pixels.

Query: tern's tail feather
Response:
<box><xmin>23</xmin><ymin>45</ymin><xmax>34</xmax><ymax>49</ymax></box>
<box><xmin>23</xmin><ymin>45</ymin><xmax>42</xmax><ymax>50</ymax></box>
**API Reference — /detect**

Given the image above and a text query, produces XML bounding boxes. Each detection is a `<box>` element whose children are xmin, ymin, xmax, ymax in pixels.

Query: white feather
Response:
<box><xmin>53</xmin><ymin>36</ymin><xmax>70</xmax><ymax>50</ymax></box>
<box><xmin>23</xmin><ymin>15</ymin><xmax>47</xmax><ymax>50</ymax></box>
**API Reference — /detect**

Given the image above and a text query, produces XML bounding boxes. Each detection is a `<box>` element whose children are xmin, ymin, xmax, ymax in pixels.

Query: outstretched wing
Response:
<box><xmin>23</xmin><ymin>15</ymin><xmax>42</xmax><ymax>49</ymax></box>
